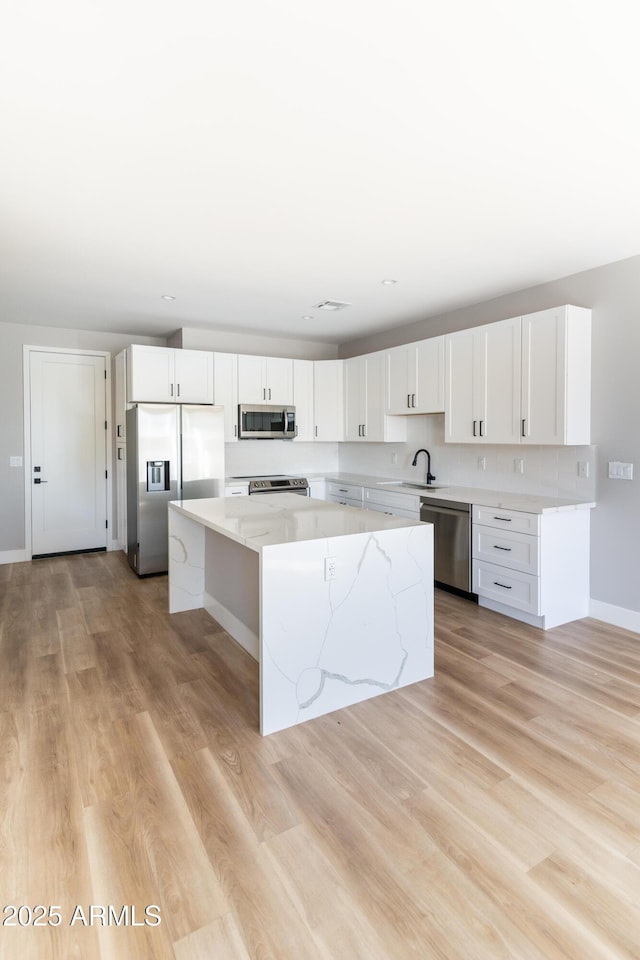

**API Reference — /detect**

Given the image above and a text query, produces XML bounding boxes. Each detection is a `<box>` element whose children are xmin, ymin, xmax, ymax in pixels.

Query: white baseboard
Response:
<box><xmin>0</xmin><ymin>549</ymin><xmax>28</xmax><ymax>565</ymax></box>
<box><xmin>108</xmin><ymin>538</ymin><xmax>124</xmax><ymax>552</ymax></box>
<box><xmin>589</xmin><ymin>599</ymin><xmax>640</xmax><ymax>635</ymax></box>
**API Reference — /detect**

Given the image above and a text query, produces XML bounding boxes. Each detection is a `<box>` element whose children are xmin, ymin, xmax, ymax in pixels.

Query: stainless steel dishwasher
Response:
<box><xmin>419</xmin><ymin>496</ymin><xmax>474</xmax><ymax>596</ymax></box>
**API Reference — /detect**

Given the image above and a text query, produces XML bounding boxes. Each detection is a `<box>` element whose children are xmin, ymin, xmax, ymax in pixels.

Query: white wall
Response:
<box><xmin>339</xmin><ymin>254</ymin><xmax>640</xmax><ymax>622</ymax></box>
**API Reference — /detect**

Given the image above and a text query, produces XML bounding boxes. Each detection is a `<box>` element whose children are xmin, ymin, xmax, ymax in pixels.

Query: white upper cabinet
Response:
<box><xmin>521</xmin><ymin>305</ymin><xmax>591</xmax><ymax>445</ymax></box>
<box><xmin>213</xmin><ymin>352</ymin><xmax>239</xmax><ymax>442</ymax></box>
<box><xmin>445</xmin><ymin>317</ymin><xmax>521</xmax><ymax>443</ymax></box>
<box><xmin>345</xmin><ymin>352</ymin><xmax>406</xmax><ymax>442</ymax></box>
<box><xmin>445</xmin><ymin>306</ymin><xmax>590</xmax><ymax>445</ymax></box>
<box><xmin>237</xmin><ymin>355</ymin><xmax>293</xmax><ymax>405</ymax></box>
<box><xmin>313</xmin><ymin>359</ymin><xmax>344</xmax><ymax>441</ymax></box>
<box><xmin>386</xmin><ymin>337</ymin><xmax>444</xmax><ymax>414</ymax></box>
<box><xmin>127</xmin><ymin>345</ymin><xmax>214</xmax><ymax>404</ymax></box>
<box><xmin>292</xmin><ymin>359</ymin><xmax>314</xmax><ymax>441</ymax></box>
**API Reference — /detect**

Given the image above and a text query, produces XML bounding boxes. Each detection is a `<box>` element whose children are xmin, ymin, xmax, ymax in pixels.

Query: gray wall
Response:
<box><xmin>339</xmin><ymin>254</ymin><xmax>640</xmax><ymax>615</ymax></box>
<box><xmin>0</xmin><ymin>321</ymin><xmax>165</xmax><ymax>553</ymax></box>
<box><xmin>173</xmin><ymin>326</ymin><xmax>339</xmax><ymax>360</ymax></box>
<box><xmin>0</xmin><ymin>321</ymin><xmax>338</xmax><ymax>554</ymax></box>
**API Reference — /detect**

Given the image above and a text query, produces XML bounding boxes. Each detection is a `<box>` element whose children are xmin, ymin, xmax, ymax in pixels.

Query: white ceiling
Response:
<box><xmin>2</xmin><ymin>1</ymin><xmax>640</xmax><ymax>345</ymax></box>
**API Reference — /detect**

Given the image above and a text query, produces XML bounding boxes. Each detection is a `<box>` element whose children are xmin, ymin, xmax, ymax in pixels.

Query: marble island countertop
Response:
<box><xmin>168</xmin><ymin>492</ymin><xmax>434</xmax><ymax>735</ymax></box>
<box><xmin>313</xmin><ymin>473</ymin><xmax>595</xmax><ymax>514</ymax></box>
<box><xmin>169</xmin><ymin>492</ymin><xmax>421</xmax><ymax>552</ymax></box>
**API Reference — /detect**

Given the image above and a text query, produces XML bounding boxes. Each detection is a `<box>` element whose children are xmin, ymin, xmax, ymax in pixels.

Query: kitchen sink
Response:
<box><xmin>399</xmin><ymin>483</ymin><xmax>445</xmax><ymax>491</ymax></box>
<box><xmin>376</xmin><ymin>481</ymin><xmax>445</xmax><ymax>491</ymax></box>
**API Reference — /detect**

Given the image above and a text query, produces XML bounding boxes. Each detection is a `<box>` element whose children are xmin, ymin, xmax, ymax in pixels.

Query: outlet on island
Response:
<box><xmin>324</xmin><ymin>557</ymin><xmax>337</xmax><ymax>581</ymax></box>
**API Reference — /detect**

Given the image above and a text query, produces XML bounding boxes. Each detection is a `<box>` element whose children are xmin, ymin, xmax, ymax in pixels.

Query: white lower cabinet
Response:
<box><xmin>473</xmin><ymin>561</ymin><xmax>540</xmax><ymax>615</ymax></box>
<box><xmin>363</xmin><ymin>487</ymin><xmax>420</xmax><ymax>520</ymax></box>
<box><xmin>326</xmin><ymin>481</ymin><xmax>363</xmax><ymax>508</ymax></box>
<box><xmin>472</xmin><ymin>505</ymin><xmax>590</xmax><ymax>629</ymax></box>
<box><xmin>224</xmin><ymin>484</ymin><xmax>248</xmax><ymax>496</ymax></box>
<box><xmin>326</xmin><ymin>481</ymin><xmax>420</xmax><ymax>519</ymax></box>
<box><xmin>308</xmin><ymin>478</ymin><xmax>326</xmax><ymax>499</ymax></box>
<box><xmin>472</xmin><ymin>522</ymin><xmax>539</xmax><ymax>574</ymax></box>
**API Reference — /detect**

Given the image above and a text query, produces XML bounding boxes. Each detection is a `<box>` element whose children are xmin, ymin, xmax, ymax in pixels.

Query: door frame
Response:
<box><xmin>23</xmin><ymin>345</ymin><xmax>114</xmax><ymax>561</ymax></box>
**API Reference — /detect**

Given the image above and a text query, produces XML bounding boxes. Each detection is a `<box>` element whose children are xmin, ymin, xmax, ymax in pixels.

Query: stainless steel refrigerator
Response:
<box><xmin>126</xmin><ymin>403</ymin><xmax>225</xmax><ymax>575</ymax></box>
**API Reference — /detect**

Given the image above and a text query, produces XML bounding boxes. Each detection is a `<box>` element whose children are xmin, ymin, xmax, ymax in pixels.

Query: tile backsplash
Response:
<box><xmin>224</xmin><ymin>415</ymin><xmax>596</xmax><ymax>501</ymax></box>
<box><xmin>225</xmin><ymin>440</ymin><xmax>339</xmax><ymax>479</ymax></box>
<box><xmin>336</xmin><ymin>414</ymin><xmax>597</xmax><ymax>501</ymax></box>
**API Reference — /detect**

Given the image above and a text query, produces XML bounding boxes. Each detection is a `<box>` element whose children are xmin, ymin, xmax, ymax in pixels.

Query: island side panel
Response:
<box><xmin>204</xmin><ymin>527</ymin><xmax>260</xmax><ymax>660</ymax></box>
<box><xmin>259</xmin><ymin>523</ymin><xmax>434</xmax><ymax>735</ymax></box>
<box><xmin>168</xmin><ymin>507</ymin><xmax>205</xmax><ymax>613</ymax></box>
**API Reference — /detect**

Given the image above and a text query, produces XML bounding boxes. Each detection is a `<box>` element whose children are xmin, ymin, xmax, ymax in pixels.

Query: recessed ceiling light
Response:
<box><xmin>161</xmin><ymin>294</ymin><xmax>176</xmax><ymax>301</ymax></box>
<box><xmin>301</xmin><ymin>315</ymin><xmax>314</xmax><ymax>321</ymax></box>
<box><xmin>381</xmin><ymin>279</ymin><xmax>397</xmax><ymax>285</ymax></box>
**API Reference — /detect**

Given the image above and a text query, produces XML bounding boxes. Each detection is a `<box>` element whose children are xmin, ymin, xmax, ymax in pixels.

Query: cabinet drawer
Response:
<box><xmin>472</xmin><ymin>524</ymin><xmax>539</xmax><ymax>575</ymax></box>
<box><xmin>473</xmin><ymin>560</ymin><xmax>540</xmax><ymax>614</ymax></box>
<box><xmin>363</xmin><ymin>487</ymin><xmax>420</xmax><ymax>512</ymax></box>
<box><xmin>364</xmin><ymin>503</ymin><xmax>420</xmax><ymax>520</ymax></box>
<box><xmin>472</xmin><ymin>504</ymin><xmax>540</xmax><ymax>535</ymax></box>
<box><xmin>327</xmin><ymin>494</ymin><xmax>363</xmax><ymax>509</ymax></box>
<box><xmin>224</xmin><ymin>485</ymin><xmax>248</xmax><ymax>496</ymax></box>
<box><xmin>326</xmin><ymin>481</ymin><xmax>363</xmax><ymax>503</ymax></box>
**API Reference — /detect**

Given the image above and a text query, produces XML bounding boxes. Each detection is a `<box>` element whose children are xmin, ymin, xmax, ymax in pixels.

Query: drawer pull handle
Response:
<box><xmin>493</xmin><ymin>545</ymin><xmax>512</xmax><ymax>551</ymax></box>
<box><xmin>493</xmin><ymin>516</ymin><xmax>512</xmax><ymax>522</ymax></box>
<box><xmin>493</xmin><ymin>581</ymin><xmax>512</xmax><ymax>589</ymax></box>
<box><xmin>338</xmin><ymin>488</ymin><xmax>348</xmax><ymax>493</ymax></box>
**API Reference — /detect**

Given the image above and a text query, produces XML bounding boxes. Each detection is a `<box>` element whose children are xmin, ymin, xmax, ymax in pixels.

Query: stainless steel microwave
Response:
<box><xmin>238</xmin><ymin>404</ymin><xmax>296</xmax><ymax>439</ymax></box>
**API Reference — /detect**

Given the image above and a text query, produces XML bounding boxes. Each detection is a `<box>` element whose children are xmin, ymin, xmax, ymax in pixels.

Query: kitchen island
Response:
<box><xmin>168</xmin><ymin>493</ymin><xmax>433</xmax><ymax>735</ymax></box>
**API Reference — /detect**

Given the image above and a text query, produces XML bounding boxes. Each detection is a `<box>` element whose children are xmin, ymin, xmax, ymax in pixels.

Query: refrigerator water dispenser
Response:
<box><xmin>147</xmin><ymin>460</ymin><xmax>170</xmax><ymax>492</ymax></box>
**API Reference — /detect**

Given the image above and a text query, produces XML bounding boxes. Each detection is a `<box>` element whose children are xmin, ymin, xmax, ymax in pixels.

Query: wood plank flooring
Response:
<box><xmin>1</xmin><ymin>551</ymin><xmax>640</xmax><ymax>959</ymax></box>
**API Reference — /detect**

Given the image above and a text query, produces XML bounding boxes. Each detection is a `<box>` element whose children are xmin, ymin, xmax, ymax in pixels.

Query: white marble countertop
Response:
<box><xmin>312</xmin><ymin>472</ymin><xmax>595</xmax><ymax>514</ymax></box>
<box><xmin>169</xmin><ymin>493</ymin><xmax>422</xmax><ymax>553</ymax></box>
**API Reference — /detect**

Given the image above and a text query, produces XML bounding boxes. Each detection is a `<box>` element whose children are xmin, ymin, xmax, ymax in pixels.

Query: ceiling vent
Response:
<box><xmin>313</xmin><ymin>299</ymin><xmax>351</xmax><ymax>311</ymax></box>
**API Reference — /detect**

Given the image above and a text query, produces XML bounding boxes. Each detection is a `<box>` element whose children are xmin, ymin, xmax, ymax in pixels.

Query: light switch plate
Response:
<box><xmin>9</xmin><ymin>456</ymin><xmax>22</xmax><ymax>467</ymax></box>
<box><xmin>608</xmin><ymin>461</ymin><xmax>634</xmax><ymax>480</ymax></box>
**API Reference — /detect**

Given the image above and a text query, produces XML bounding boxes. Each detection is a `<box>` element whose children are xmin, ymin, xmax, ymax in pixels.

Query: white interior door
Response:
<box><xmin>30</xmin><ymin>350</ymin><xmax>107</xmax><ymax>556</ymax></box>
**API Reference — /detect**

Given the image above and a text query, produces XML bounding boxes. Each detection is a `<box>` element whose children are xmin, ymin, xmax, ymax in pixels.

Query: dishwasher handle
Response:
<box><xmin>420</xmin><ymin>503</ymin><xmax>470</xmax><ymax>518</ymax></box>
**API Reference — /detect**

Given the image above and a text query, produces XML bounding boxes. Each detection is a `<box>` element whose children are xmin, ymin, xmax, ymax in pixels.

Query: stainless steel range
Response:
<box><xmin>232</xmin><ymin>475</ymin><xmax>309</xmax><ymax>496</ymax></box>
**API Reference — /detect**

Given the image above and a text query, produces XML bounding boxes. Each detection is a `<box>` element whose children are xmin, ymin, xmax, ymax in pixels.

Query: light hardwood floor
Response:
<box><xmin>1</xmin><ymin>551</ymin><xmax>640</xmax><ymax>960</ymax></box>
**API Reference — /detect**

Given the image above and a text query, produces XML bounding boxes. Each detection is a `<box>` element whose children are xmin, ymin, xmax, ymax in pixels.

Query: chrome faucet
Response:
<box><xmin>412</xmin><ymin>448</ymin><xmax>436</xmax><ymax>485</ymax></box>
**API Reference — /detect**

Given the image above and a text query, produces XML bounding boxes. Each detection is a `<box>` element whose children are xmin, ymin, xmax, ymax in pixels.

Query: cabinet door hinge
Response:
<box><xmin>105</xmin><ymin>470</ymin><xmax>108</xmax><ymax>479</ymax></box>
<box><xmin>104</xmin><ymin>369</ymin><xmax>107</xmax><ymax>379</ymax></box>
<box><xmin>105</xmin><ymin>420</ymin><xmax>107</xmax><ymax>430</ymax></box>
<box><xmin>105</xmin><ymin>520</ymin><xmax>108</xmax><ymax>529</ymax></box>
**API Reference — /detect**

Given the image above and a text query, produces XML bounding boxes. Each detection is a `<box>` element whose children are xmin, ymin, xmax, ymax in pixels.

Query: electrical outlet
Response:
<box><xmin>324</xmin><ymin>557</ymin><xmax>337</xmax><ymax>581</ymax></box>
<box><xmin>9</xmin><ymin>456</ymin><xmax>23</xmax><ymax>467</ymax></box>
<box><xmin>577</xmin><ymin>460</ymin><xmax>589</xmax><ymax>479</ymax></box>
<box><xmin>477</xmin><ymin>456</ymin><xmax>486</xmax><ymax>471</ymax></box>
<box><xmin>514</xmin><ymin>458</ymin><xmax>524</xmax><ymax>474</ymax></box>
<box><xmin>391</xmin><ymin>452</ymin><xmax>398</xmax><ymax>465</ymax></box>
